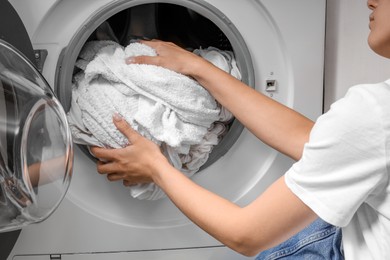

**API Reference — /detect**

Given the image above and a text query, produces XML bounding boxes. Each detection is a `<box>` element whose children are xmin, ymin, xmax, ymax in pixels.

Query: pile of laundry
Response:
<box><xmin>68</xmin><ymin>38</ymin><xmax>241</xmax><ymax>200</ymax></box>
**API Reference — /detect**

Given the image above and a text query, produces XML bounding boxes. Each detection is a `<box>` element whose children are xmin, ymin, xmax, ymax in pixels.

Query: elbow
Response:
<box><xmin>229</xmin><ymin>243</ymin><xmax>262</xmax><ymax>257</ymax></box>
<box><xmin>226</xmin><ymin>233</ymin><xmax>265</xmax><ymax>257</ymax></box>
<box><xmin>236</xmin><ymin>248</ymin><xmax>261</xmax><ymax>258</ymax></box>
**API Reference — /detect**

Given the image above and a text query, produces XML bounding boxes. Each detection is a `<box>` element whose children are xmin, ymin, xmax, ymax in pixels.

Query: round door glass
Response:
<box><xmin>0</xmin><ymin>40</ymin><xmax>73</xmax><ymax>232</ymax></box>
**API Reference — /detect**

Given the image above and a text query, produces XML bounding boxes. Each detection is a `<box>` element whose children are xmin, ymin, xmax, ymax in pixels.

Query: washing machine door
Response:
<box><xmin>0</xmin><ymin>2</ymin><xmax>73</xmax><ymax>234</ymax></box>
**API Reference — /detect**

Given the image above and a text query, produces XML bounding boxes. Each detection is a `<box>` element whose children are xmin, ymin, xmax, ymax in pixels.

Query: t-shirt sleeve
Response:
<box><xmin>285</xmin><ymin>85</ymin><xmax>388</xmax><ymax>227</ymax></box>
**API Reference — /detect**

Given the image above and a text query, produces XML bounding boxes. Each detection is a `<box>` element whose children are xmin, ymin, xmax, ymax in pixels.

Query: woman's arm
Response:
<box><xmin>90</xmin><ymin>40</ymin><xmax>318</xmax><ymax>255</ymax></box>
<box><xmin>126</xmin><ymin>40</ymin><xmax>314</xmax><ymax>160</ymax></box>
<box><xmin>90</xmin><ymin>117</ymin><xmax>317</xmax><ymax>256</ymax></box>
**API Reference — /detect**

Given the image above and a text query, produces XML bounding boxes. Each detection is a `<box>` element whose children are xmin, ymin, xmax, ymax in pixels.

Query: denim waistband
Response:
<box><xmin>256</xmin><ymin>218</ymin><xmax>344</xmax><ymax>260</ymax></box>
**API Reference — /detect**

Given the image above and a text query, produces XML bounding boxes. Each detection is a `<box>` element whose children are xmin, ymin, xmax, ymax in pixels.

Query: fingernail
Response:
<box><xmin>125</xmin><ymin>57</ymin><xmax>135</xmax><ymax>64</ymax></box>
<box><xmin>113</xmin><ymin>112</ymin><xmax>123</xmax><ymax>122</ymax></box>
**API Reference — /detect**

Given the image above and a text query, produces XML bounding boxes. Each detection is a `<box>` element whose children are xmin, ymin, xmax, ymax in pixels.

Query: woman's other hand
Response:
<box><xmin>90</xmin><ymin>114</ymin><xmax>170</xmax><ymax>187</ymax></box>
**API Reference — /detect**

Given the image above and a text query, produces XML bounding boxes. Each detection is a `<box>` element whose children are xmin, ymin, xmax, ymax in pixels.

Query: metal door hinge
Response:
<box><xmin>34</xmin><ymin>49</ymin><xmax>48</xmax><ymax>73</ymax></box>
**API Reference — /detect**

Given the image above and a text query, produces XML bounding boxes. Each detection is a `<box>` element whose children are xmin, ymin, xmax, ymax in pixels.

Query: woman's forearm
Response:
<box><xmin>127</xmin><ymin>40</ymin><xmax>314</xmax><ymax>160</ymax></box>
<box><xmin>191</xmin><ymin>60</ymin><xmax>314</xmax><ymax>160</ymax></box>
<box><xmin>153</xmin><ymin>162</ymin><xmax>316</xmax><ymax>256</ymax></box>
<box><xmin>153</xmin><ymin>162</ymin><xmax>257</xmax><ymax>255</ymax></box>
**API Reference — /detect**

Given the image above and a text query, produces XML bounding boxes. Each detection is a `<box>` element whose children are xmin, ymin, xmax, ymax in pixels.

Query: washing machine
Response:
<box><xmin>0</xmin><ymin>0</ymin><xmax>73</xmax><ymax>259</ymax></box>
<box><xmin>3</xmin><ymin>0</ymin><xmax>326</xmax><ymax>259</ymax></box>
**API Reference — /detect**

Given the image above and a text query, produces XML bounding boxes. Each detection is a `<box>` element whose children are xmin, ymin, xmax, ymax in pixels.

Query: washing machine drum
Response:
<box><xmin>0</xmin><ymin>40</ymin><xmax>73</xmax><ymax>232</ymax></box>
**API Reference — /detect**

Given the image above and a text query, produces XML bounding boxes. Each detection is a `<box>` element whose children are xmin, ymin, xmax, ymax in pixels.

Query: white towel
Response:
<box><xmin>77</xmin><ymin>41</ymin><xmax>220</xmax><ymax>148</ymax></box>
<box><xmin>68</xmin><ymin>41</ymin><xmax>240</xmax><ymax>200</ymax></box>
<box><xmin>194</xmin><ymin>47</ymin><xmax>241</xmax><ymax>80</ymax></box>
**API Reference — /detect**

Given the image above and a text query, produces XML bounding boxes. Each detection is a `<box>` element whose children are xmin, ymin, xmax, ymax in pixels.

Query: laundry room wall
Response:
<box><xmin>324</xmin><ymin>0</ymin><xmax>390</xmax><ymax>111</ymax></box>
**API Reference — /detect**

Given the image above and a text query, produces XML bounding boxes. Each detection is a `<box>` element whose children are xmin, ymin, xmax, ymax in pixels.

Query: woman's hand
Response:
<box><xmin>125</xmin><ymin>39</ymin><xmax>210</xmax><ymax>77</ymax></box>
<box><xmin>90</xmin><ymin>114</ymin><xmax>170</xmax><ymax>187</ymax></box>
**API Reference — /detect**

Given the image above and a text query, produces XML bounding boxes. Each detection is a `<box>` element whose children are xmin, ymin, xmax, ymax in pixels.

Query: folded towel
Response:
<box><xmin>68</xmin><ymin>41</ymin><xmax>240</xmax><ymax>200</ymax></box>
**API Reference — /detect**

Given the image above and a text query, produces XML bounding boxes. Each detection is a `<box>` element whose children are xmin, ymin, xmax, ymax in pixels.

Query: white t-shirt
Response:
<box><xmin>285</xmin><ymin>80</ymin><xmax>390</xmax><ymax>260</ymax></box>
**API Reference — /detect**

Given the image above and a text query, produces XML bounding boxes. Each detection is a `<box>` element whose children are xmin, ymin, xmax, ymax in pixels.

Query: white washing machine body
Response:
<box><xmin>8</xmin><ymin>0</ymin><xmax>326</xmax><ymax>259</ymax></box>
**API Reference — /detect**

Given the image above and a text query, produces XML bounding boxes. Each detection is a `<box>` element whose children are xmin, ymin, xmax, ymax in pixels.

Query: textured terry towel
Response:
<box><xmin>73</xmin><ymin>41</ymin><xmax>220</xmax><ymax>148</ymax></box>
<box><xmin>68</xmin><ymin>41</ymin><xmax>240</xmax><ymax>200</ymax></box>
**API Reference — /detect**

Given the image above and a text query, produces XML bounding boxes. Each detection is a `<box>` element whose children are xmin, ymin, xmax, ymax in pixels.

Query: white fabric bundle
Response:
<box><xmin>68</xmin><ymin>41</ymin><xmax>241</xmax><ymax>200</ymax></box>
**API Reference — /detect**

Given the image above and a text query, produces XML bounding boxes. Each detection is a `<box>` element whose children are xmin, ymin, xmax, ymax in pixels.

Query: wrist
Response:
<box><xmin>185</xmin><ymin>55</ymin><xmax>212</xmax><ymax>79</ymax></box>
<box><xmin>150</xmin><ymin>157</ymin><xmax>173</xmax><ymax>185</ymax></box>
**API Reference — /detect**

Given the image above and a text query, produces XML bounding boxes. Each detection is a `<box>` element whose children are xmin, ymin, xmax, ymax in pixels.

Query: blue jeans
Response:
<box><xmin>256</xmin><ymin>218</ymin><xmax>344</xmax><ymax>260</ymax></box>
